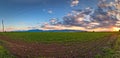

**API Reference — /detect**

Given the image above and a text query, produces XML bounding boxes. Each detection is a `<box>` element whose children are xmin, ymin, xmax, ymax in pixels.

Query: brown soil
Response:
<box><xmin>0</xmin><ymin>33</ymin><xmax>118</xmax><ymax>58</ymax></box>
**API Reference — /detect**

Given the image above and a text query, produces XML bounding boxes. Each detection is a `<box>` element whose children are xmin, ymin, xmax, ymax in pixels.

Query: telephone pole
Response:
<box><xmin>2</xmin><ymin>19</ymin><xmax>4</xmax><ymax>32</ymax></box>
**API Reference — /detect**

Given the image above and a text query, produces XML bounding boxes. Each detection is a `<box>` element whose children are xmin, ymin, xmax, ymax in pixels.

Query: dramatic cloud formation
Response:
<box><xmin>1</xmin><ymin>0</ymin><xmax>120</xmax><ymax>32</ymax></box>
<box><xmin>41</xmin><ymin>0</ymin><xmax>120</xmax><ymax>31</ymax></box>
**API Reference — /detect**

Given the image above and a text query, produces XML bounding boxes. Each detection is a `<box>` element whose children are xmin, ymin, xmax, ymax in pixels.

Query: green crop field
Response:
<box><xmin>0</xmin><ymin>32</ymin><xmax>114</xmax><ymax>43</ymax></box>
<box><xmin>0</xmin><ymin>45</ymin><xmax>15</xmax><ymax>58</ymax></box>
<box><xmin>0</xmin><ymin>32</ymin><xmax>119</xmax><ymax>58</ymax></box>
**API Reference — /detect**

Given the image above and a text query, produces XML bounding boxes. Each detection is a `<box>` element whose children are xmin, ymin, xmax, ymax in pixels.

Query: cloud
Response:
<box><xmin>62</xmin><ymin>7</ymin><xmax>95</xmax><ymax>26</ymax></box>
<box><xmin>4</xmin><ymin>0</ymin><xmax>118</xmax><ymax>32</ymax></box>
<box><xmin>33</xmin><ymin>0</ymin><xmax>120</xmax><ymax>31</ymax></box>
<box><xmin>41</xmin><ymin>0</ymin><xmax>120</xmax><ymax>31</ymax></box>
<box><xmin>48</xmin><ymin>10</ymin><xmax>53</xmax><ymax>14</ymax></box>
<box><xmin>50</xmin><ymin>18</ymin><xmax>58</xmax><ymax>25</ymax></box>
<box><xmin>41</xmin><ymin>23</ymin><xmax>116</xmax><ymax>31</ymax></box>
<box><xmin>1</xmin><ymin>26</ymin><xmax>32</xmax><ymax>32</ymax></box>
<box><xmin>116</xmin><ymin>14</ymin><xmax>120</xmax><ymax>20</ymax></box>
<box><xmin>71</xmin><ymin>0</ymin><xmax>79</xmax><ymax>7</ymax></box>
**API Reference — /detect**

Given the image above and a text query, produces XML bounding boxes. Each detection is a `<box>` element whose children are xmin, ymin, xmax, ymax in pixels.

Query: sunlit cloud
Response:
<box><xmin>2</xmin><ymin>26</ymin><xmax>32</xmax><ymax>32</ymax></box>
<box><xmin>41</xmin><ymin>24</ymin><xmax>118</xmax><ymax>32</ymax></box>
<box><xmin>71</xmin><ymin>0</ymin><xmax>79</xmax><ymax>7</ymax></box>
<box><xmin>40</xmin><ymin>0</ymin><xmax>120</xmax><ymax>31</ymax></box>
<box><xmin>112</xmin><ymin>27</ymin><xmax>120</xmax><ymax>31</ymax></box>
<box><xmin>2</xmin><ymin>0</ymin><xmax>120</xmax><ymax>32</ymax></box>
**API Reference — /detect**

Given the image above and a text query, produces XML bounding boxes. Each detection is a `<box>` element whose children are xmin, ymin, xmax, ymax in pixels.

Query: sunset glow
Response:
<box><xmin>0</xmin><ymin>0</ymin><xmax>120</xmax><ymax>32</ymax></box>
<box><xmin>112</xmin><ymin>27</ymin><xmax>120</xmax><ymax>31</ymax></box>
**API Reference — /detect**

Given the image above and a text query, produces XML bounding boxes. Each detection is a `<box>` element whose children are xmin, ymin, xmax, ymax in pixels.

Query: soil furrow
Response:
<box><xmin>0</xmin><ymin>34</ymin><xmax>118</xmax><ymax>58</ymax></box>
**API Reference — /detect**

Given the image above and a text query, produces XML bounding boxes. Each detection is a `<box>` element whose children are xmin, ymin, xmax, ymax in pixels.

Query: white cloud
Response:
<box><xmin>116</xmin><ymin>14</ymin><xmax>120</xmax><ymax>20</ymax></box>
<box><xmin>71</xmin><ymin>0</ymin><xmax>79</xmax><ymax>7</ymax></box>
<box><xmin>83</xmin><ymin>15</ymin><xmax>92</xmax><ymax>22</ymax></box>
<box><xmin>1</xmin><ymin>26</ymin><xmax>32</xmax><ymax>32</ymax></box>
<box><xmin>76</xmin><ymin>17</ymin><xmax>84</xmax><ymax>22</ymax></box>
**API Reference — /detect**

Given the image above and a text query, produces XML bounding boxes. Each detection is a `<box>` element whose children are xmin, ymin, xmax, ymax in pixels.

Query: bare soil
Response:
<box><xmin>0</xmin><ymin>34</ymin><xmax>118</xmax><ymax>58</ymax></box>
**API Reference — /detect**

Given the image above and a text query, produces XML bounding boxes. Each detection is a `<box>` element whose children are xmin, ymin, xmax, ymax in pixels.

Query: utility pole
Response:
<box><xmin>2</xmin><ymin>19</ymin><xmax>4</xmax><ymax>32</ymax></box>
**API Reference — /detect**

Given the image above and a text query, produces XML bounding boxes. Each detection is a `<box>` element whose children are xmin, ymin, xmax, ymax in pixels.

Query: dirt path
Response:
<box><xmin>0</xmin><ymin>33</ymin><xmax>119</xmax><ymax>58</ymax></box>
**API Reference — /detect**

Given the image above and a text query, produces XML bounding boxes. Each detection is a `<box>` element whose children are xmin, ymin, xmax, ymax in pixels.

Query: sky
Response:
<box><xmin>0</xmin><ymin>0</ymin><xmax>120</xmax><ymax>31</ymax></box>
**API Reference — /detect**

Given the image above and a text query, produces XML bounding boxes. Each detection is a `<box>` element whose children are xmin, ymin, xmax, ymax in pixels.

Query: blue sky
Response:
<box><xmin>0</xmin><ymin>0</ymin><xmax>118</xmax><ymax>31</ymax></box>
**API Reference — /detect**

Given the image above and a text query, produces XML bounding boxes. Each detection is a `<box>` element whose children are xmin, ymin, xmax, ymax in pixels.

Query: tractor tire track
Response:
<box><xmin>0</xmin><ymin>33</ymin><xmax>119</xmax><ymax>58</ymax></box>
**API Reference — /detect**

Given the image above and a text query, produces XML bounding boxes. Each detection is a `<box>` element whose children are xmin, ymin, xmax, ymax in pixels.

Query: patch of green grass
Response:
<box><xmin>0</xmin><ymin>32</ymin><xmax>117</xmax><ymax>58</ymax></box>
<box><xmin>112</xmin><ymin>35</ymin><xmax>120</xmax><ymax>58</ymax></box>
<box><xmin>95</xmin><ymin>33</ymin><xmax>119</xmax><ymax>58</ymax></box>
<box><xmin>1</xmin><ymin>32</ymin><xmax>113</xmax><ymax>43</ymax></box>
<box><xmin>95</xmin><ymin>46</ymin><xmax>116</xmax><ymax>58</ymax></box>
<box><xmin>0</xmin><ymin>45</ymin><xmax>15</xmax><ymax>58</ymax></box>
